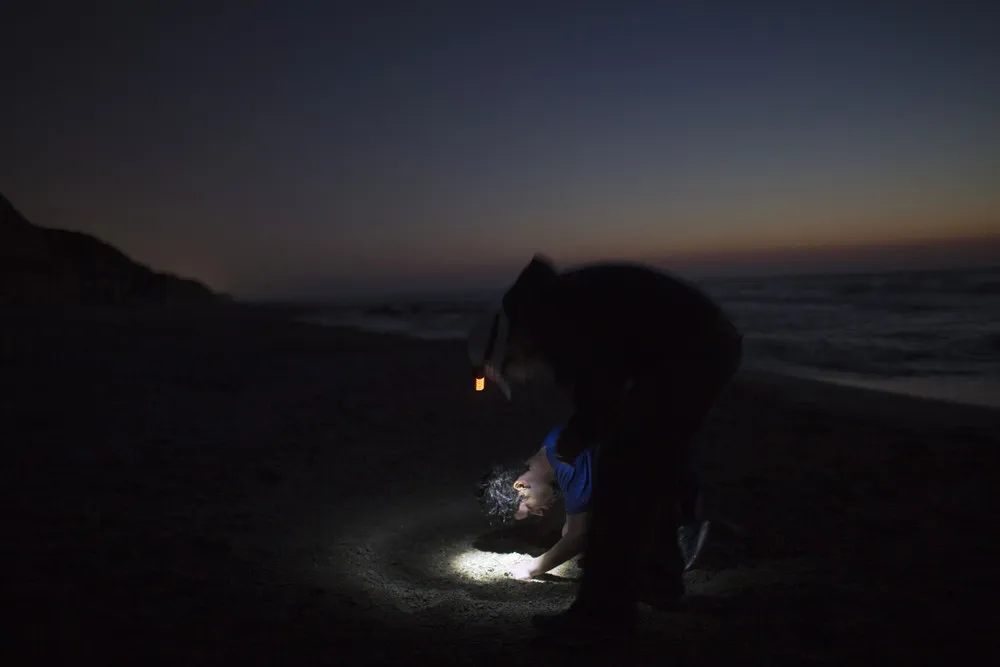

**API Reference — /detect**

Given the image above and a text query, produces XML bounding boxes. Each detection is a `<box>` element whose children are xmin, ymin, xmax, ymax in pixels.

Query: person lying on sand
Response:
<box><xmin>475</xmin><ymin>425</ymin><xmax>711</xmax><ymax>588</ymax></box>
<box><xmin>468</xmin><ymin>255</ymin><xmax>742</xmax><ymax>648</ymax></box>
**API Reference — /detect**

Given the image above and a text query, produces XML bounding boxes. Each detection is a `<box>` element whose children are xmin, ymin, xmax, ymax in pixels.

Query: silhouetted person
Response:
<box><xmin>468</xmin><ymin>255</ymin><xmax>742</xmax><ymax>648</ymax></box>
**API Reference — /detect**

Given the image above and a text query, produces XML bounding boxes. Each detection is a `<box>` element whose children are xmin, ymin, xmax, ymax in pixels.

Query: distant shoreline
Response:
<box><xmin>3</xmin><ymin>301</ymin><xmax>995</xmax><ymax>414</ymax></box>
<box><xmin>230</xmin><ymin>261</ymin><xmax>1000</xmax><ymax>305</ymax></box>
<box><xmin>291</xmin><ymin>312</ymin><xmax>1000</xmax><ymax>412</ymax></box>
<box><xmin>282</xmin><ymin>312</ymin><xmax>1000</xmax><ymax>416</ymax></box>
<box><xmin>785</xmin><ymin>369</ymin><xmax>1000</xmax><ymax>410</ymax></box>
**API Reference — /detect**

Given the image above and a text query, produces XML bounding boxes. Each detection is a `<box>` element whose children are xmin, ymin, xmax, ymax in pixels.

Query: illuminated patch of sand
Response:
<box><xmin>450</xmin><ymin>549</ymin><xmax>580</xmax><ymax>582</ymax></box>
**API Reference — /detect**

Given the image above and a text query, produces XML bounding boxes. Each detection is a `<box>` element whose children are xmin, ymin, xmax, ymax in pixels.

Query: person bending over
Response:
<box><xmin>468</xmin><ymin>255</ymin><xmax>742</xmax><ymax>647</ymax></box>
<box><xmin>477</xmin><ymin>426</ymin><xmax>711</xmax><ymax>590</ymax></box>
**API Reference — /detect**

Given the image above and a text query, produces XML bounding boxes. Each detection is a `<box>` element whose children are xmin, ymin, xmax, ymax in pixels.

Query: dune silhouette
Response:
<box><xmin>1</xmin><ymin>193</ymin><xmax>221</xmax><ymax>305</ymax></box>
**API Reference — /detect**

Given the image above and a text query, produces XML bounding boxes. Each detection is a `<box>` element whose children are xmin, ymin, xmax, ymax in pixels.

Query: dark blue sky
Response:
<box><xmin>2</xmin><ymin>1</ymin><xmax>998</xmax><ymax>297</ymax></box>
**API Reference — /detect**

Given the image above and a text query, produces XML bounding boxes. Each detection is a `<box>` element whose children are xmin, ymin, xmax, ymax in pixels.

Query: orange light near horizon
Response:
<box><xmin>475</xmin><ymin>377</ymin><xmax>485</xmax><ymax>391</ymax></box>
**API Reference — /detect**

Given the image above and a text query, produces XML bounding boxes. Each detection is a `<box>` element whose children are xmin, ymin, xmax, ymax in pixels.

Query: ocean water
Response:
<box><xmin>300</xmin><ymin>266</ymin><xmax>1000</xmax><ymax>408</ymax></box>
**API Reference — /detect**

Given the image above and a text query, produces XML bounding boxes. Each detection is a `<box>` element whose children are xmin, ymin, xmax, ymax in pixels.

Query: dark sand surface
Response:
<box><xmin>2</xmin><ymin>306</ymin><xmax>999</xmax><ymax>666</ymax></box>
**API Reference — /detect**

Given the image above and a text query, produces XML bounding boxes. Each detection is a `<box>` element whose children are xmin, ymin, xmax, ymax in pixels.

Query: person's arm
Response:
<box><xmin>530</xmin><ymin>512</ymin><xmax>589</xmax><ymax>576</ymax></box>
<box><xmin>555</xmin><ymin>353</ymin><xmax>628</xmax><ymax>464</ymax></box>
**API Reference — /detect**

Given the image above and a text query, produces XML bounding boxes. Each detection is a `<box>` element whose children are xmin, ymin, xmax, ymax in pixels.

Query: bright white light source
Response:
<box><xmin>450</xmin><ymin>549</ymin><xmax>578</xmax><ymax>582</ymax></box>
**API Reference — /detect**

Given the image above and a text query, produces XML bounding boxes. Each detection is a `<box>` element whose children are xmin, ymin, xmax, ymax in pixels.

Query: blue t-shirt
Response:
<box><xmin>542</xmin><ymin>426</ymin><xmax>593</xmax><ymax>515</ymax></box>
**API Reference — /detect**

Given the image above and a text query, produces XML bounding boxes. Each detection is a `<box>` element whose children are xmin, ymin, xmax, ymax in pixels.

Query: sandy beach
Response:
<box><xmin>3</xmin><ymin>305</ymin><xmax>998</xmax><ymax>666</ymax></box>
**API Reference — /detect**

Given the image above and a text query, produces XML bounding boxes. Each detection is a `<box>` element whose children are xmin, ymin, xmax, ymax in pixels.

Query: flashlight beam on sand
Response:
<box><xmin>449</xmin><ymin>549</ymin><xmax>577</xmax><ymax>583</ymax></box>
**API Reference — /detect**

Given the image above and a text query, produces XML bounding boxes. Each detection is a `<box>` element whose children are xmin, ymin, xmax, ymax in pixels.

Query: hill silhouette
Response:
<box><xmin>1</xmin><ymin>193</ymin><xmax>221</xmax><ymax>305</ymax></box>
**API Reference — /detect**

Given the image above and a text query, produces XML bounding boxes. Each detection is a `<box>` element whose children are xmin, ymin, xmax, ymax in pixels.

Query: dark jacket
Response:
<box><xmin>502</xmin><ymin>258</ymin><xmax>741</xmax><ymax>449</ymax></box>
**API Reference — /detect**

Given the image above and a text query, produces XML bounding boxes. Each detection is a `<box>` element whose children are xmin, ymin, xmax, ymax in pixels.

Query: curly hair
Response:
<box><xmin>474</xmin><ymin>463</ymin><xmax>530</xmax><ymax>525</ymax></box>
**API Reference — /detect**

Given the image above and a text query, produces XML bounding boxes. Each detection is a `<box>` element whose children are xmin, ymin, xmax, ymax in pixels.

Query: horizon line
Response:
<box><xmin>238</xmin><ymin>259</ymin><xmax>999</xmax><ymax>305</ymax></box>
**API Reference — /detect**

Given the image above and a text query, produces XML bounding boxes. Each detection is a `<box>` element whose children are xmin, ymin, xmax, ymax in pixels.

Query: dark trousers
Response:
<box><xmin>678</xmin><ymin>453</ymin><xmax>702</xmax><ymax>525</ymax></box>
<box><xmin>578</xmin><ymin>454</ymin><xmax>700</xmax><ymax>571</ymax></box>
<box><xmin>573</xmin><ymin>335</ymin><xmax>742</xmax><ymax>618</ymax></box>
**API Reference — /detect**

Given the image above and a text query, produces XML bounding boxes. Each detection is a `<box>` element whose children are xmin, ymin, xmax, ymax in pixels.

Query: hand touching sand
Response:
<box><xmin>508</xmin><ymin>558</ymin><xmax>541</xmax><ymax>580</ymax></box>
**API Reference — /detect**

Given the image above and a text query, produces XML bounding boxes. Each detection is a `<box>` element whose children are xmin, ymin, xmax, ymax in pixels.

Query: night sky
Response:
<box><xmin>2</xmin><ymin>1</ymin><xmax>998</xmax><ymax>298</ymax></box>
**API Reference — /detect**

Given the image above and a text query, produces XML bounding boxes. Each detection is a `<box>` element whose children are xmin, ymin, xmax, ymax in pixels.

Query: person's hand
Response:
<box><xmin>509</xmin><ymin>557</ymin><xmax>541</xmax><ymax>580</ymax></box>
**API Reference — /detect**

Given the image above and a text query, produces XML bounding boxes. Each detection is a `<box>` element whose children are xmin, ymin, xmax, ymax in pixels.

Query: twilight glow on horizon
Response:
<box><xmin>2</xmin><ymin>2</ymin><xmax>998</xmax><ymax>298</ymax></box>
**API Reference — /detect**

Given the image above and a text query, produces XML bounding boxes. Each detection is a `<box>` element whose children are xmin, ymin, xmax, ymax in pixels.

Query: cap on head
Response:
<box><xmin>468</xmin><ymin>255</ymin><xmax>557</xmax><ymax>399</ymax></box>
<box><xmin>467</xmin><ymin>302</ymin><xmax>511</xmax><ymax>399</ymax></box>
<box><xmin>501</xmin><ymin>254</ymin><xmax>558</xmax><ymax>321</ymax></box>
